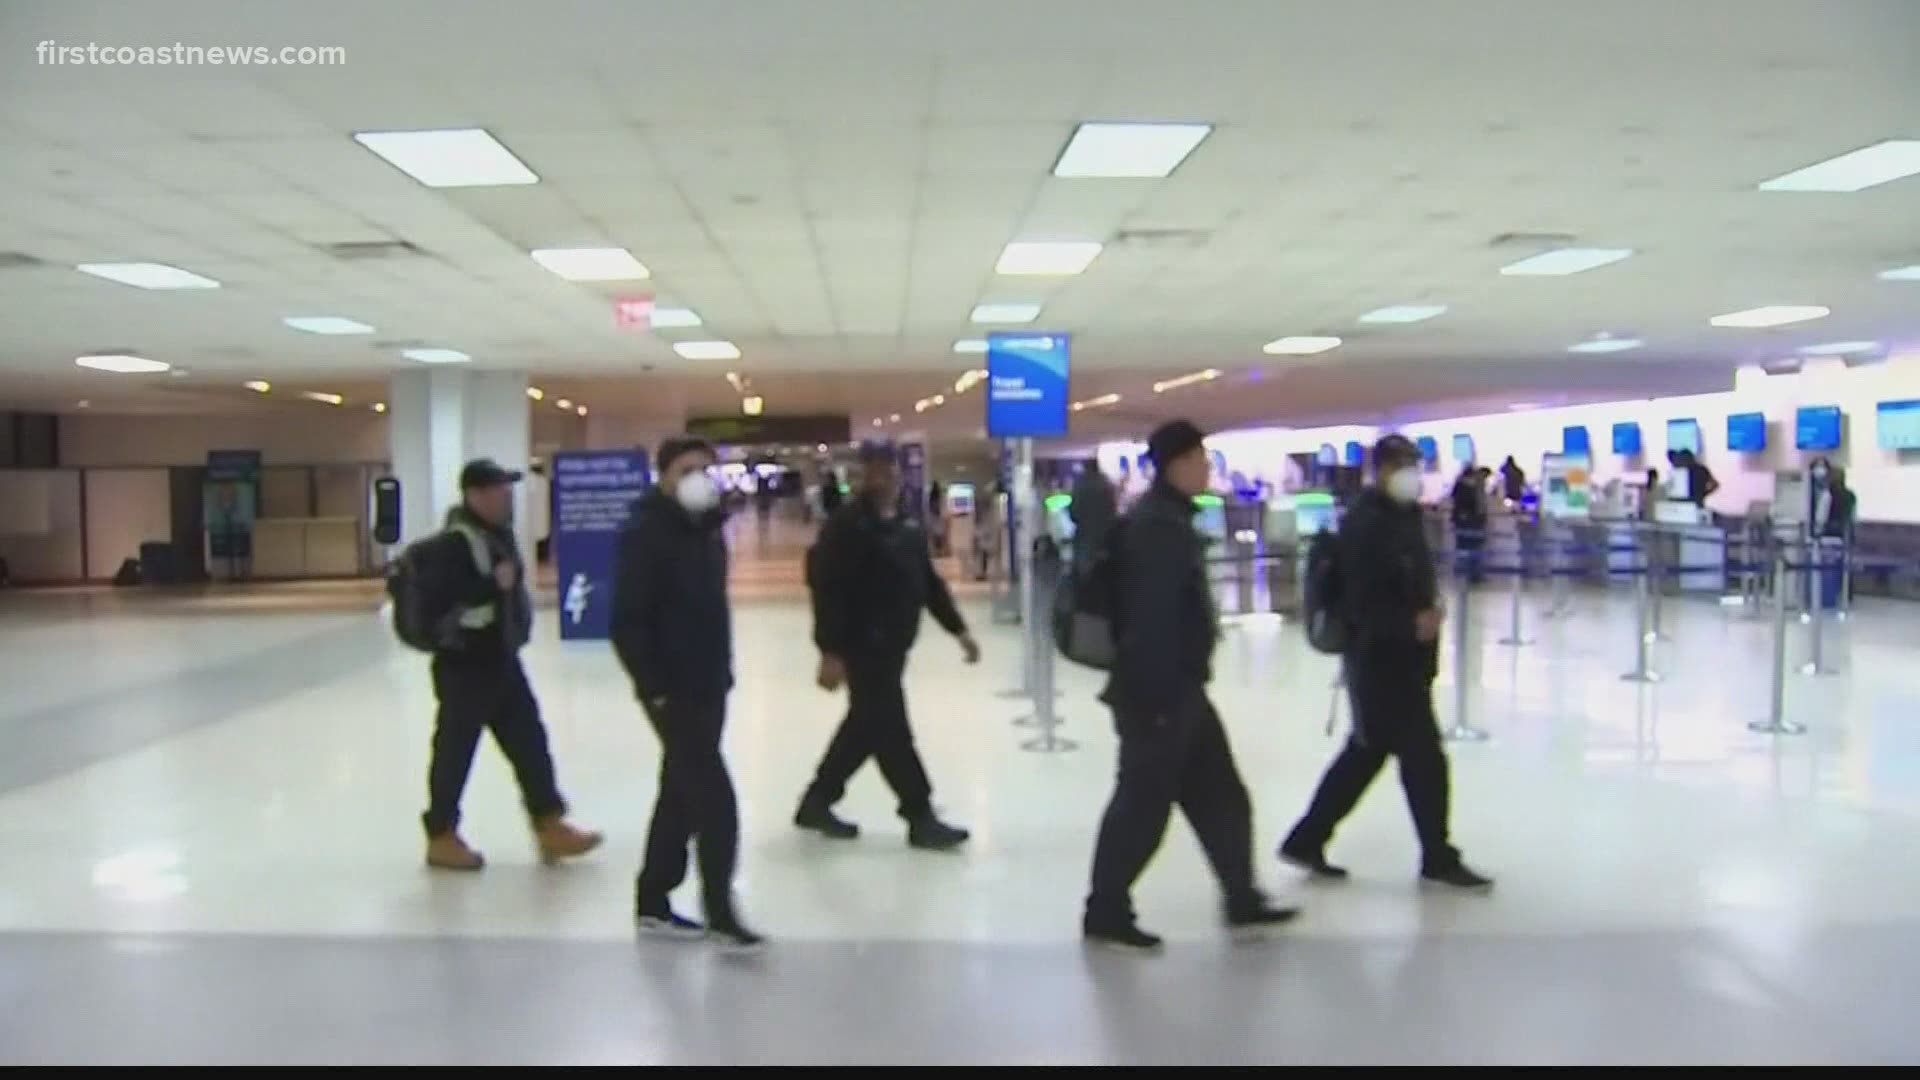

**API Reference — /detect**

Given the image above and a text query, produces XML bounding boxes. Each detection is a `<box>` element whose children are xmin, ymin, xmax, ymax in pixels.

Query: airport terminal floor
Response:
<box><xmin>3</xmin><ymin>535</ymin><xmax>1919</xmax><ymax>1065</ymax></box>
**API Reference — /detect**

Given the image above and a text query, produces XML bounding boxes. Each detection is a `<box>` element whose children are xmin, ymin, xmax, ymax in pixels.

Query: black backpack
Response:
<box><xmin>1301</xmin><ymin>527</ymin><xmax>1351</xmax><ymax>655</ymax></box>
<box><xmin>1052</xmin><ymin>520</ymin><xmax>1126</xmax><ymax>670</ymax></box>
<box><xmin>386</xmin><ymin>525</ymin><xmax>490</xmax><ymax>652</ymax></box>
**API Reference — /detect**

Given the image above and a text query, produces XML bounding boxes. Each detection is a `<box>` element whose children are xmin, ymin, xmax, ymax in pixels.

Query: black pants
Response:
<box><xmin>1086</xmin><ymin>695</ymin><xmax>1260</xmax><ymax>925</ymax></box>
<box><xmin>423</xmin><ymin>654</ymin><xmax>566</xmax><ymax>836</ymax></box>
<box><xmin>802</xmin><ymin>653</ymin><xmax>934</xmax><ymax>820</ymax></box>
<box><xmin>636</xmin><ymin>694</ymin><xmax>739</xmax><ymax>920</ymax></box>
<box><xmin>1287</xmin><ymin>660</ymin><xmax>1458</xmax><ymax>870</ymax></box>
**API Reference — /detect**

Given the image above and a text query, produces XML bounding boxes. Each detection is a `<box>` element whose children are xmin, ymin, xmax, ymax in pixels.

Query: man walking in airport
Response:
<box><xmin>1083</xmin><ymin>420</ymin><xmax>1296</xmax><ymax>952</ymax></box>
<box><xmin>1068</xmin><ymin>455</ymin><xmax>1118</xmax><ymax>579</ymax></box>
<box><xmin>1281</xmin><ymin>434</ymin><xmax>1493</xmax><ymax>891</ymax></box>
<box><xmin>796</xmin><ymin>441</ymin><xmax>979</xmax><ymax>851</ymax></box>
<box><xmin>612</xmin><ymin>437</ymin><xmax>763</xmax><ymax>949</ymax></box>
<box><xmin>1450</xmin><ymin>462</ymin><xmax>1489</xmax><ymax>584</ymax></box>
<box><xmin>417</xmin><ymin>459</ymin><xmax>601</xmax><ymax>872</ymax></box>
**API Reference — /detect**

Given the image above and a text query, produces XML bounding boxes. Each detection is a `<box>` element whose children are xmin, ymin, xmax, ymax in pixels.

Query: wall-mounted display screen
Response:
<box><xmin>1794</xmin><ymin>405</ymin><xmax>1842</xmax><ymax>451</ymax></box>
<box><xmin>1877</xmin><ymin>400</ymin><xmax>1920</xmax><ymax>450</ymax></box>
<box><xmin>1612</xmin><ymin>421</ymin><xmax>1642</xmax><ymax>455</ymax></box>
<box><xmin>1415</xmin><ymin>435</ymin><xmax>1439</xmax><ymax>463</ymax></box>
<box><xmin>1343</xmin><ymin>440</ymin><xmax>1365</xmax><ymax>467</ymax></box>
<box><xmin>1562</xmin><ymin>425</ymin><xmax>1591</xmax><ymax>455</ymax></box>
<box><xmin>1666</xmin><ymin>418</ymin><xmax>1702</xmax><ymax>455</ymax></box>
<box><xmin>1452</xmin><ymin>434</ymin><xmax>1475</xmax><ymax>463</ymax></box>
<box><xmin>1726</xmin><ymin>412</ymin><xmax>1767</xmax><ymax>452</ymax></box>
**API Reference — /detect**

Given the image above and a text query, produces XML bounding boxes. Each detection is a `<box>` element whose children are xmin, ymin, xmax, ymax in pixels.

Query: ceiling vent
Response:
<box><xmin>320</xmin><ymin>239</ymin><xmax>426</xmax><ymax>261</ymax></box>
<box><xmin>0</xmin><ymin>251</ymin><xmax>47</xmax><ymax>269</ymax></box>
<box><xmin>1110</xmin><ymin>227</ymin><xmax>1212</xmax><ymax>249</ymax></box>
<box><xmin>1487</xmin><ymin>231</ymin><xmax>1578</xmax><ymax>249</ymax></box>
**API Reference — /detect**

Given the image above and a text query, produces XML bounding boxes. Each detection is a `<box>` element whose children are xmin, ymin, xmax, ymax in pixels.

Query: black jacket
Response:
<box><xmin>610</xmin><ymin>489</ymin><xmax>733</xmax><ymax>702</ymax></box>
<box><xmin>1069</xmin><ymin>468</ymin><xmax>1119</xmax><ymax>574</ymax></box>
<box><xmin>812</xmin><ymin>496</ymin><xmax>967</xmax><ymax>660</ymax></box>
<box><xmin>1450</xmin><ymin>475</ymin><xmax>1487</xmax><ymax>531</ymax></box>
<box><xmin>1340</xmin><ymin>487</ymin><xmax>1439</xmax><ymax>677</ymax></box>
<box><xmin>418</xmin><ymin>506</ymin><xmax>533</xmax><ymax>660</ymax></box>
<box><xmin>1103</xmin><ymin>482</ymin><xmax>1217</xmax><ymax>718</ymax></box>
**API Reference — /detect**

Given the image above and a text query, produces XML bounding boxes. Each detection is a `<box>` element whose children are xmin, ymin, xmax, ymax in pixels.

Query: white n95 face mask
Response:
<box><xmin>675</xmin><ymin>471</ymin><xmax>719</xmax><ymax>514</ymax></box>
<box><xmin>1385</xmin><ymin>468</ymin><xmax>1422</xmax><ymax>504</ymax></box>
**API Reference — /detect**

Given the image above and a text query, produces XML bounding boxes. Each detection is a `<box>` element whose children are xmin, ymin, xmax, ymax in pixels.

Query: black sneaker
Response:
<box><xmin>1083</xmin><ymin>921</ymin><xmax>1165</xmax><ymax>954</ymax></box>
<box><xmin>635</xmin><ymin>906</ymin><xmax>705</xmax><ymax>942</ymax></box>
<box><xmin>705</xmin><ymin>916</ymin><xmax>767</xmax><ymax>954</ymax></box>
<box><xmin>1278</xmin><ymin>842</ymin><xmax>1351</xmax><ymax>881</ymax></box>
<box><xmin>1226</xmin><ymin>900</ymin><xmax>1301</xmax><ymax>942</ymax></box>
<box><xmin>794</xmin><ymin>802</ymin><xmax>860</xmax><ymax>840</ymax></box>
<box><xmin>1421</xmin><ymin>862</ymin><xmax>1495</xmax><ymax>893</ymax></box>
<box><xmin>906</xmin><ymin>814</ymin><xmax>970</xmax><ymax>852</ymax></box>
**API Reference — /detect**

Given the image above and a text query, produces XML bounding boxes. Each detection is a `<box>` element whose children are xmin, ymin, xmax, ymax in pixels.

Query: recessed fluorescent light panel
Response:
<box><xmin>1880</xmin><ymin>265</ymin><xmax>1920</xmax><ymax>281</ymax></box>
<box><xmin>1152</xmin><ymin>370</ymin><xmax>1222</xmax><ymax>393</ymax></box>
<box><xmin>1053</xmin><ymin>122</ymin><xmax>1213</xmax><ymax>179</ymax></box>
<box><xmin>995</xmin><ymin>241</ymin><xmax>1103</xmax><ymax>276</ymax></box>
<box><xmin>1709</xmin><ymin>306</ymin><xmax>1830</xmax><ymax>329</ymax></box>
<box><xmin>1071</xmin><ymin>393</ymin><xmax>1123</xmax><ymax>412</ymax></box>
<box><xmin>530</xmin><ymin>247</ymin><xmax>650</xmax><ymax>282</ymax></box>
<box><xmin>1498</xmin><ymin>248</ymin><xmax>1634</xmax><ymax>276</ymax></box>
<box><xmin>742</xmin><ymin>396</ymin><xmax>765</xmax><ymax>417</ymax></box>
<box><xmin>351</xmin><ymin>128</ymin><xmax>538</xmax><ymax>188</ymax></box>
<box><xmin>283</xmin><ymin>316</ymin><xmax>373</xmax><ymax>335</ymax></box>
<box><xmin>649</xmin><ymin>306</ymin><xmax>703</xmax><ymax>328</ymax></box>
<box><xmin>402</xmin><ymin>348</ymin><xmax>472</xmax><ymax>364</ymax></box>
<box><xmin>300</xmin><ymin>391</ymin><xmax>345</xmax><ymax>406</ymax></box>
<box><xmin>75</xmin><ymin>354</ymin><xmax>170</xmax><ymax>374</ymax></box>
<box><xmin>1358</xmin><ymin>304</ymin><xmax>1448</xmax><ymax>324</ymax></box>
<box><xmin>952</xmin><ymin>339</ymin><xmax>989</xmax><ymax>354</ymax></box>
<box><xmin>76</xmin><ymin>262</ymin><xmax>220</xmax><ymax>290</ymax></box>
<box><xmin>1262</xmin><ymin>336</ymin><xmax>1343</xmax><ymax>355</ymax></box>
<box><xmin>372</xmin><ymin>402</ymin><xmax>387</xmax><ymax>413</ymax></box>
<box><xmin>526</xmin><ymin>386</ymin><xmax>545</xmax><ymax>401</ymax></box>
<box><xmin>1566</xmin><ymin>336</ymin><xmax>1645</xmax><ymax>354</ymax></box>
<box><xmin>673</xmin><ymin>340</ymin><xmax>741</xmax><ymax>361</ymax></box>
<box><xmin>244</xmin><ymin>380</ymin><xmax>271</xmax><ymax>393</ymax></box>
<box><xmin>969</xmin><ymin>303</ymin><xmax>1042</xmax><ymax>324</ymax></box>
<box><xmin>1798</xmin><ymin>340</ymin><xmax>1879</xmax><ymax>356</ymax></box>
<box><xmin>1757</xmin><ymin>140</ymin><xmax>1920</xmax><ymax>193</ymax></box>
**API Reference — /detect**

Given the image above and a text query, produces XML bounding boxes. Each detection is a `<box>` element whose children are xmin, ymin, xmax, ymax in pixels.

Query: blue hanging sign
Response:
<box><xmin>986</xmin><ymin>332</ymin><xmax>1070</xmax><ymax>438</ymax></box>
<box><xmin>552</xmin><ymin>449</ymin><xmax>649</xmax><ymax>641</ymax></box>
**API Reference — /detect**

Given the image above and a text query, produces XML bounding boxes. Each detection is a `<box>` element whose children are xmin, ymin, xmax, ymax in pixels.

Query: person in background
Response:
<box><xmin>1083</xmin><ymin>419</ymin><xmax>1297</xmax><ymax>952</ymax></box>
<box><xmin>1069</xmin><ymin>457</ymin><xmax>1119</xmax><ymax>580</ymax></box>
<box><xmin>1499</xmin><ymin>456</ymin><xmax>1526</xmax><ymax>504</ymax></box>
<box><xmin>1642</xmin><ymin>467</ymin><xmax>1662</xmax><ymax>518</ymax></box>
<box><xmin>753</xmin><ymin>474</ymin><xmax>776</xmax><ymax>547</ymax></box>
<box><xmin>797</xmin><ymin>441</ymin><xmax>979</xmax><ymax>851</ymax></box>
<box><xmin>927</xmin><ymin>479</ymin><xmax>949</xmax><ymax>557</ymax></box>
<box><xmin>1676</xmin><ymin>450</ymin><xmax>1718</xmax><ymax>508</ymax></box>
<box><xmin>611</xmin><ymin>436</ymin><xmax>763</xmax><ymax>950</ymax></box>
<box><xmin>416</xmin><ymin>459</ymin><xmax>601</xmax><ymax>873</ymax></box>
<box><xmin>818</xmin><ymin>465</ymin><xmax>844</xmax><ymax>520</ymax></box>
<box><xmin>1813</xmin><ymin>459</ymin><xmax>1856</xmax><ymax>609</ymax></box>
<box><xmin>1281</xmin><ymin>434</ymin><xmax>1493</xmax><ymax>892</ymax></box>
<box><xmin>1449</xmin><ymin>462</ymin><xmax>1488</xmax><ymax>584</ymax></box>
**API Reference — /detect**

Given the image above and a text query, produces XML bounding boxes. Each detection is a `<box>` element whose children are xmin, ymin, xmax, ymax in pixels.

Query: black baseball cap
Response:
<box><xmin>459</xmin><ymin>458</ymin><xmax>523</xmax><ymax>490</ymax></box>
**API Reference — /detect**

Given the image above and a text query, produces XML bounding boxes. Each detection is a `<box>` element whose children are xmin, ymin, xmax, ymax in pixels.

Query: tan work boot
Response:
<box><xmin>534</xmin><ymin>816</ymin><xmax>603</xmax><ymax>865</ymax></box>
<box><xmin>426</xmin><ymin>831</ymin><xmax>485</xmax><ymax>872</ymax></box>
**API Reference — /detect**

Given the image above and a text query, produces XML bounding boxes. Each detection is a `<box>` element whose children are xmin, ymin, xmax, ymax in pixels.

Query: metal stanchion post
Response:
<box><xmin>998</xmin><ymin>439</ymin><xmax>1040</xmax><ymax>702</ymax></box>
<box><xmin>1646</xmin><ymin>526</ymin><xmax>1671</xmax><ymax>642</ymax></box>
<box><xmin>1445</xmin><ymin>569</ymin><xmax>1488</xmax><ymax>741</ymax></box>
<box><xmin>1836</xmin><ymin>535</ymin><xmax>1853</xmax><ymax>622</ymax></box>
<box><xmin>1751</xmin><ymin>539</ymin><xmax>1807</xmax><ymax>735</ymax></box>
<box><xmin>1621</xmin><ymin>532</ymin><xmax>1660</xmax><ymax>684</ymax></box>
<box><xmin>1801</xmin><ymin>540</ymin><xmax>1836</xmax><ymax>676</ymax></box>
<box><xmin>1496</xmin><ymin>534</ymin><xmax>1532</xmax><ymax>647</ymax></box>
<box><xmin>1018</xmin><ymin>544</ymin><xmax>1076</xmax><ymax>754</ymax></box>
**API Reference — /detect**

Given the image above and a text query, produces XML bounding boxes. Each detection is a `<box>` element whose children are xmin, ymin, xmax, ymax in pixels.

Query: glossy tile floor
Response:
<box><xmin>2</xmin><ymin>544</ymin><xmax>1919</xmax><ymax>1063</ymax></box>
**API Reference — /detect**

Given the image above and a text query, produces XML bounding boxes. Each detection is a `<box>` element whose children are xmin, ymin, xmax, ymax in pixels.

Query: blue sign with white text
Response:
<box><xmin>552</xmin><ymin>449</ymin><xmax>649</xmax><ymax>641</ymax></box>
<box><xmin>986</xmin><ymin>332</ymin><xmax>1070</xmax><ymax>438</ymax></box>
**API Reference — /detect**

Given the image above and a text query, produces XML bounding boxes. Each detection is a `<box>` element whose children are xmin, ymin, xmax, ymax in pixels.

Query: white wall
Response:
<box><xmin>0</xmin><ymin>469</ymin><xmax>83</xmax><ymax>581</ymax></box>
<box><xmin>82</xmin><ymin>468</ymin><xmax>172</xmax><ymax>578</ymax></box>
<box><xmin>61</xmin><ymin>412</ymin><xmax>389</xmax><ymax>467</ymax></box>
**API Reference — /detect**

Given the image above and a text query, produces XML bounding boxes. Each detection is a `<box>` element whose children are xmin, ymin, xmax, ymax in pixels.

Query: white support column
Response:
<box><xmin>388</xmin><ymin>369</ymin><xmax>531</xmax><ymax>550</ymax></box>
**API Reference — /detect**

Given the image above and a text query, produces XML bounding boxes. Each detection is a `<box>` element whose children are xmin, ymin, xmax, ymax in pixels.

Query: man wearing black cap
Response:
<box><xmin>417</xmin><ymin>458</ymin><xmax>601</xmax><ymax>872</ymax></box>
<box><xmin>1083</xmin><ymin>420</ymin><xmax>1295</xmax><ymax>951</ymax></box>
<box><xmin>795</xmin><ymin>440</ymin><xmax>979</xmax><ymax>851</ymax></box>
<box><xmin>612</xmin><ymin>436</ymin><xmax>762</xmax><ymax>950</ymax></box>
<box><xmin>1280</xmin><ymin>434</ymin><xmax>1493</xmax><ymax>891</ymax></box>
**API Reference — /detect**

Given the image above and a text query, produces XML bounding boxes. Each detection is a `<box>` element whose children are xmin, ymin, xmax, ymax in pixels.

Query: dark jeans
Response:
<box><xmin>1457</xmin><ymin>532</ymin><xmax>1486</xmax><ymax>584</ymax></box>
<box><xmin>423</xmin><ymin>653</ymin><xmax>566</xmax><ymax>836</ymax></box>
<box><xmin>802</xmin><ymin>653</ymin><xmax>935</xmax><ymax>820</ymax></box>
<box><xmin>636</xmin><ymin>694</ymin><xmax>740</xmax><ymax>920</ymax></box>
<box><xmin>1086</xmin><ymin>695</ymin><xmax>1260</xmax><ymax>925</ymax></box>
<box><xmin>1287</xmin><ymin>660</ymin><xmax>1457</xmax><ymax>870</ymax></box>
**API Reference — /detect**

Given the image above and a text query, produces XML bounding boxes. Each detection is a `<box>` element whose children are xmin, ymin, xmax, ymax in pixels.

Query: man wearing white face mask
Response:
<box><xmin>1281</xmin><ymin>434</ymin><xmax>1493</xmax><ymax>892</ymax></box>
<box><xmin>612</xmin><ymin>436</ymin><xmax>763</xmax><ymax>951</ymax></box>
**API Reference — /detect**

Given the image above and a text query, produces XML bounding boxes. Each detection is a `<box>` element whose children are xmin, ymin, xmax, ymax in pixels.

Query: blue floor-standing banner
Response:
<box><xmin>552</xmin><ymin>449</ymin><xmax>649</xmax><ymax>641</ymax></box>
